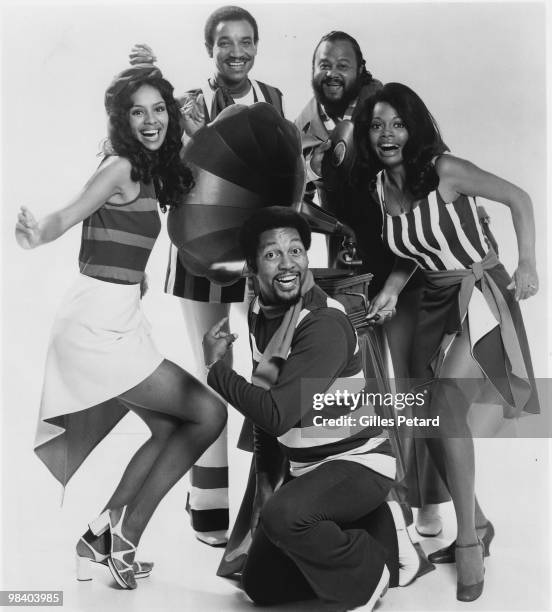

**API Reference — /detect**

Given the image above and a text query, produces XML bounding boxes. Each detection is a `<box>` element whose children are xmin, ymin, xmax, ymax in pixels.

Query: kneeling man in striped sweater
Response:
<box><xmin>203</xmin><ymin>207</ymin><xmax>410</xmax><ymax>611</ymax></box>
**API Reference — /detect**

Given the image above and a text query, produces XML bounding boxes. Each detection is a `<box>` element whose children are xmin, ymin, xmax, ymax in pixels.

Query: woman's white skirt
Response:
<box><xmin>34</xmin><ymin>274</ymin><xmax>163</xmax><ymax>485</ymax></box>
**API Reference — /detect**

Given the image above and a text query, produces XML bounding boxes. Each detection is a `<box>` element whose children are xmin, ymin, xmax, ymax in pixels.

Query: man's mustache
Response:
<box><xmin>322</xmin><ymin>76</ymin><xmax>345</xmax><ymax>86</ymax></box>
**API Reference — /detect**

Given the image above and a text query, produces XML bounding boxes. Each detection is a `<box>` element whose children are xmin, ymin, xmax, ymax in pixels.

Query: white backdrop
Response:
<box><xmin>1</xmin><ymin>1</ymin><xmax>550</xmax><ymax>610</ymax></box>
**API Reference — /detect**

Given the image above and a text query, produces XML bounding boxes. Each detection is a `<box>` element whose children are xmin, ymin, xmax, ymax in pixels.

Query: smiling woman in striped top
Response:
<box><xmin>354</xmin><ymin>82</ymin><xmax>540</xmax><ymax>603</ymax></box>
<box><xmin>15</xmin><ymin>65</ymin><xmax>226</xmax><ymax>591</ymax></box>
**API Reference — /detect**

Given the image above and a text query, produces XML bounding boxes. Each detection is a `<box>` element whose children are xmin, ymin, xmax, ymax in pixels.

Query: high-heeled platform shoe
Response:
<box><xmin>75</xmin><ymin>529</ymin><xmax>153</xmax><ymax>581</ymax></box>
<box><xmin>89</xmin><ymin>507</ymin><xmax>138</xmax><ymax>590</ymax></box>
<box><xmin>456</xmin><ymin>540</ymin><xmax>485</xmax><ymax>602</ymax></box>
<box><xmin>428</xmin><ymin>520</ymin><xmax>494</xmax><ymax>564</ymax></box>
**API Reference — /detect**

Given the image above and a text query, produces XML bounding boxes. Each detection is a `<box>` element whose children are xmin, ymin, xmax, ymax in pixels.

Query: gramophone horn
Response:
<box><xmin>167</xmin><ymin>102</ymin><xmax>305</xmax><ymax>285</ymax></box>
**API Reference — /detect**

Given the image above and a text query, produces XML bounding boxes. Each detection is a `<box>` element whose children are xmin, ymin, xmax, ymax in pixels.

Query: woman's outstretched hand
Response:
<box><xmin>507</xmin><ymin>260</ymin><xmax>539</xmax><ymax>301</ymax></box>
<box><xmin>366</xmin><ymin>290</ymin><xmax>398</xmax><ymax>325</ymax></box>
<box><xmin>15</xmin><ymin>206</ymin><xmax>40</xmax><ymax>249</ymax></box>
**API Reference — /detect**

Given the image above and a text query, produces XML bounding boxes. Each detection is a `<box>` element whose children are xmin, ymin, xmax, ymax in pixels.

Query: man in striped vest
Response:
<box><xmin>203</xmin><ymin>207</ymin><xmax>398</xmax><ymax>611</ymax></box>
<box><xmin>130</xmin><ymin>5</ymin><xmax>284</xmax><ymax>546</ymax></box>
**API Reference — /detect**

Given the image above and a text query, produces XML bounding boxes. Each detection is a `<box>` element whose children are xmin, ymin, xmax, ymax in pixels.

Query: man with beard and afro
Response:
<box><xmin>295</xmin><ymin>31</ymin><xmax>382</xmax><ymax>271</ymax></box>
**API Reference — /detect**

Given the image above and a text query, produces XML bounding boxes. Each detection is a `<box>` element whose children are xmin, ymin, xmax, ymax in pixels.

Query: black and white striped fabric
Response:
<box><xmin>376</xmin><ymin>172</ymin><xmax>488</xmax><ymax>271</ymax></box>
<box><xmin>248</xmin><ymin>285</ymin><xmax>395</xmax><ymax>478</ymax></box>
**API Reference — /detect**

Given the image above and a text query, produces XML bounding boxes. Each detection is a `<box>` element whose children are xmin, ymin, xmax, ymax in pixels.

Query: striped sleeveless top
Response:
<box><xmin>79</xmin><ymin>179</ymin><xmax>161</xmax><ymax>284</ymax></box>
<box><xmin>249</xmin><ymin>285</ymin><xmax>394</xmax><ymax>478</ymax></box>
<box><xmin>376</xmin><ymin>172</ymin><xmax>489</xmax><ymax>271</ymax></box>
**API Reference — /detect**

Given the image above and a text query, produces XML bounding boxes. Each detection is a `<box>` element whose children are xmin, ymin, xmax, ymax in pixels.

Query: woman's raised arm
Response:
<box><xmin>15</xmin><ymin>156</ymin><xmax>131</xmax><ymax>250</ymax></box>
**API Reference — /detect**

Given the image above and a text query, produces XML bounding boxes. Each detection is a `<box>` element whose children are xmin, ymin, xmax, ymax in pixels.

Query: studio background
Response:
<box><xmin>1</xmin><ymin>2</ymin><xmax>549</xmax><ymax>611</ymax></box>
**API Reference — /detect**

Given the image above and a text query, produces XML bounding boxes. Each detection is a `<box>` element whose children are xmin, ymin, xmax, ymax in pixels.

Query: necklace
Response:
<box><xmin>383</xmin><ymin>174</ymin><xmax>412</xmax><ymax>214</ymax></box>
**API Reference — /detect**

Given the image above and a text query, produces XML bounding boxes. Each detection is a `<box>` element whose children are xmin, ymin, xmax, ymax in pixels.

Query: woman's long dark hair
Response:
<box><xmin>354</xmin><ymin>82</ymin><xmax>448</xmax><ymax>197</ymax></box>
<box><xmin>104</xmin><ymin>68</ymin><xmax>193</xmax><ymax>211</ymax></box>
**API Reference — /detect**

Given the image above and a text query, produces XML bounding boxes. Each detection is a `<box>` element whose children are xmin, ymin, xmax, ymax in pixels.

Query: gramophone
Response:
<box><xmin>167</xmin><ymin>102</ymin><xmax>360</xmax><ymax>285</ymax></box>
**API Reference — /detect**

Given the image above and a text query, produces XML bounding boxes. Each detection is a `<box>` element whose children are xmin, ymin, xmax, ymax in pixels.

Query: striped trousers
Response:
<box><xmin>179</xmin><ymin>297</ymin><xmax>250</xmax><ymax>544</ymax></box>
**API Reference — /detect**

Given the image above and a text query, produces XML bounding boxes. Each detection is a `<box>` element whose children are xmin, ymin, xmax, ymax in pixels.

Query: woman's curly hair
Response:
<box><xmin>103</xmin><ymin>66</ymin><xmax>193</xmax><ymax>211</ymax></box>
<box><xmin>354</xmin><ymin>82</ymin><xmax>448</xmax><ymax>198</ymax></box>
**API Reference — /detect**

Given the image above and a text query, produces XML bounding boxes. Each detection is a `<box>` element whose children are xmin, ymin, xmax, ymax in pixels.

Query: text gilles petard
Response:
<box><xmin>311</xmin><ymin>390</ymin><xmax>439</xmax><ymax>427</ymax></box>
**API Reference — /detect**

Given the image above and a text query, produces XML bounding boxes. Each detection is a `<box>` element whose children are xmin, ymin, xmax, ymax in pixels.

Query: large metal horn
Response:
<box><xmin>167</xmin><ymin>102</ymin><xmax>305</xmax><ymax>285</ymax></box>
